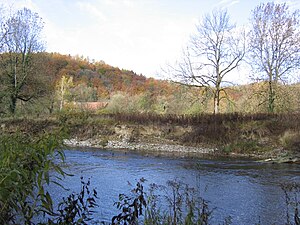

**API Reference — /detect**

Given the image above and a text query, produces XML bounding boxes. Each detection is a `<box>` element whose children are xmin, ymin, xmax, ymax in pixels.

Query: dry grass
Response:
<box><xmin>1</xmin><ymin>112</ymin><xmax>299</xmax><ymax>153</ymax></box>
<box><xmin>106</xmin><ymin>112</ymin><xmax>300</xmax><ymax>149</ymax></box>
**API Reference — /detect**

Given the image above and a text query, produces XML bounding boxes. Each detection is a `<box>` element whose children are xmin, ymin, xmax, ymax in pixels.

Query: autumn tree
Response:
<box><xmin>168</xmin><ymin>9</ymin><xmax>245</xmax><ymax>114</ymax></box>
<box><xmin>56</xmin><ymin>75</ymin><xmax>74</xmax><ymax>111</ymax></box>
<box><xmin>248</xmin><ymin>2</ymin><xmax>300</xmax><ymax>113</ymax></box>
<box><xmin>0</xmin><ymin>7</ymin><xmax>45</xmax><ymax>114</ymax></box>
<box><xmin>29</xmin><ymin>52</ymin><xmax>66</xmax><ymax>114</ymax></box>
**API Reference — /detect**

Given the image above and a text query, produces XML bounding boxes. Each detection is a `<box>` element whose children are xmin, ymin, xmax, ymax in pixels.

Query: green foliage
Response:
<box><xmin>57</xmin><ymin>109</ymin><xmax>91</xmax><ymax>126</ymax></box>
<box><xmin>106</xmin><ymin>92</ymin><xmax>131</xmax><ymax>114</ymax></box>
<box><xmin>44</xmin><ymin>177</ymin><xmax>99</xmax><ymax>225</ymax></box>
<box><xmin>112</xmin><ymin>179</ymin><xmax>215</xmax><ymax>225</ymax></box>
<box><xmin>0</xmin><ymin>132</ymin><xmax>65</xmax><ymax>224</ymax></box>
<box><xmin>106</xmin><ymin>92</ymin><xmax>154</xmax><ymax>114</ymax></box>
<box><xmin>184</xmin><ymin>103</ymin><xmax>204</xmax><ymax>115</ymax></box>
<box><xmin>0</xmin><ymin>128</ymin><xmax>101</xmax><ymax>224</ymax></box>
<box><xmin>0</xmin><ymin>7</ymin><xmax>46</xmax><ymax>114</ymax></box>
<box><xmin>144</xmin><ymin>180</ymin><xmax>213</xmax><ymax>225</ymax></box>
<box><xmin>137</xmin><ymin>92</ymin><xmax>156</xmax><ymax>113</ymax></box>
<box><xmin>112</xmin><ymin>178</ymin><xmax>147</xmax><ymax>225</ymax></box>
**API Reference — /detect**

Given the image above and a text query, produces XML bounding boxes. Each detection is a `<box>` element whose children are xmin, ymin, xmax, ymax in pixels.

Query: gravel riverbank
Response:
<box><xmin>64</xmin><ymin>138</ymin><xmax>216</xmax><ymax>158</ymax></box>
<box><xmin>64</xmin><ymin>136</ymin><xmax>300</xmax><ymax>163</ymax></box>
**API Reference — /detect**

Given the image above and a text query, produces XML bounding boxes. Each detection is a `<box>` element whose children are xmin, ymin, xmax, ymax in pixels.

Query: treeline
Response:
<box><xmin>0</xmin><ymin>3</ymin><xmax>300</xmax><ymax>116</ymax></box>
<box><xmin>166</xmin><ymin>2</ymin><xmax>300</xmax><ymax>114</ymax></box>
<box><xmin>0</xmin><ymin>51</ymin><xmax>173</xmax><ymax>115</ymax></box>
<box><xmin>0</xmin><ymin>51</ymin><xmax>299</xmax><ymax>115</ymax></box>
<box><xmin>0</xmin><ymin>7</ymin><xmax>166</xmax><ymax>115</ymax></box>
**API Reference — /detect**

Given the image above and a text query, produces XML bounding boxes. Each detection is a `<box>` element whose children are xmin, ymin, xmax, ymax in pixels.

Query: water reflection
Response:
<box><xmin>48</xmin><ymin>149</ymin><xmax>299</xmax><ymax>225</ymax></box>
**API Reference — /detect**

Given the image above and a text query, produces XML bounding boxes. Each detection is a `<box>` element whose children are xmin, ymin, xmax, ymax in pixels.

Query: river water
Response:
<box><xmin>49</xmin><ymin>148</ymin><xmax>300</xmax><ymax>225</ymax></box>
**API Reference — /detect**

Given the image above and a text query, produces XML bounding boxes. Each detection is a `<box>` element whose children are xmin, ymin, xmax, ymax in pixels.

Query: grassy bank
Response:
<box><xmin>1</xmin><ymin>112</ymin><xmax>300</xmax><ymax>160</ymax></box>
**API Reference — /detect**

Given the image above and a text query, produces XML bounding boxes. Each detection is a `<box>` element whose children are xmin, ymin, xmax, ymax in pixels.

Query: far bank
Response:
<box><xmin>1</xmin><ymin>112</ymin><xmax>299</xmax><ymax>163</ymax></box>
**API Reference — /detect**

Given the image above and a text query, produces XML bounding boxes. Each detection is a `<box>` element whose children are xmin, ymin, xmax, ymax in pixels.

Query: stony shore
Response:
<box><xmin>1</xmin><ymin>116</ymin><xmax>299</xmax><ymax>163</ymax></box>
<box><xmin>63</xmin><ymin>122</ymin><xmax>300</xmax><ymax>162</ymax></box>
<box><xmin>63</xmin><ymin>137</ymin><xmax>300</xmax><ymax>163</ymax></box>
<box><xmin>63</xmin><ymin>138</ymin><xmax>217</xmax><ymax>158</ymax></box>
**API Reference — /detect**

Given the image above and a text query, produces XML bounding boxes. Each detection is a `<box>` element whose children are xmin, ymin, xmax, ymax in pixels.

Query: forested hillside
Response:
<box><xmin>1</xmin><ymin>52</ymin><xmax>299</xmax><ymax>116</ymax></box>
<box><xmin>0</xmin><ymin>4</ymin><xmax>299</xmax><ymax>116</ymax></box>
<box><xmin>0</xmin><ymin>52</ymin><xmax>171</xmax><ymax>114</ymax></box>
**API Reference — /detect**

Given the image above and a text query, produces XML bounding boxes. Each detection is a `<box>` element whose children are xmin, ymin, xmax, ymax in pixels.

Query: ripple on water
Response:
<box><xmin>48</xmin><ymin>149</ymin><xmax>300</xmax><ymax>225</ymax></box>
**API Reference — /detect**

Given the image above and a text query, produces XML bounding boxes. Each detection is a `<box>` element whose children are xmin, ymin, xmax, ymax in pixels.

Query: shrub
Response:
<box><xmin>280</xmin><ymin>130</ymin><xmax>300</xmax><ymax>151</ymax></box>
<box><xmin>0</xmin><ymin>132</ymin><xmax>66</xmax><ymax>224</ymax></box>
<box><xmin>106</xmin><ymin>92</ymin><xmax>156</xmax><ymax>114</ymax></box>
<box><xmin>44</xmin><ymin>177</ymin><xmax>99</xmax><ymax>225</ymax></box>
<box><xmin>112</xmin><ymin>179</ymin><xmax>215</xmax><ymax>225</ymax></box>
<box><xmin>112</xmin><ymin>178</ymin><xmax>147</xmax><ymax>225</ymax></box>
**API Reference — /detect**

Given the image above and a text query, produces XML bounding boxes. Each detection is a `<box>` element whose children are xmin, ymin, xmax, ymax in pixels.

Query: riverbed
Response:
<box><xmin>49</xmin><ymin>148</ymin><xmax>300</xmax><ymax>224</ymax></box>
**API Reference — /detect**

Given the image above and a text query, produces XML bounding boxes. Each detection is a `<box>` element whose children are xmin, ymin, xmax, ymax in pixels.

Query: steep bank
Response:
<box><xmin>1</xmin><ymin>113</ymin><xmax>299</xmax><ymax>162</ymax></box>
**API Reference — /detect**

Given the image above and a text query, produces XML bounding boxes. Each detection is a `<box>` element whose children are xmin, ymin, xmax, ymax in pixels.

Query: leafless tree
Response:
<box><xmin>0</xmin><ymin>7</ymin><xmax>45</xmax><ymax>114</ymax></box>
<box><xmin>0</xmin><ymin>6</ymin><xmax>11</xmax><ymax>112</ymax></box>
<box><xmin>248</xmin><ymin>2</ymin><xmax>300</xmax><ymax>113</ymax></box>
<box><xmin>168</xmin><ymin>9</ymin><xmax>245</xmax><ymax>114</ymax></box>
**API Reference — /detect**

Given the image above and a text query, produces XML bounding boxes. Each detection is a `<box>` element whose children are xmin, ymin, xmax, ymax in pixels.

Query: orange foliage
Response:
<box><xmin>32</xmin><ymin>52</ymin><xmax>177</xmax><ymax>101</ymax></box>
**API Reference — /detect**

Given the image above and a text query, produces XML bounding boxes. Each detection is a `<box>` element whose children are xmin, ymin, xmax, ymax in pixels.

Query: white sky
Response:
<box><xmin>1</xmin><ymin>0</ymin><xmax>300</xmax><ymax>82</ymax></box>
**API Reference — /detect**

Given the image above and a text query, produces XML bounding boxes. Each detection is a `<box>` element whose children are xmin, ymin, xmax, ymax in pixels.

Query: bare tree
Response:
<box><xmin>169</xmin><ymin>9</ymin><xmax>245</xmax><ymax>114</ymax></box>
<box><xmin>0</xmin><ymin>7</ymin><xmax>45</xmax><ymax>114</ymax></box>
<box><xmin>248</xmin><ymin>2</ymin><xmax>300</xmax><ymax>113</ymax></box>
<box><xmin>0</xmin><ymin>6</ymin><xmax>9</xmax><ymax>109</ymax></box>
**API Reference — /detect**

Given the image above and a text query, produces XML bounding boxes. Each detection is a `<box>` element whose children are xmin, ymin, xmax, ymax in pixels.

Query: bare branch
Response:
<box><xmin>248</xmin><ymin>2</ymin><xmax>300</xmax><ymax>112</ymax></box>
<box><xmin>0</xmin><ymin>7</ymin><xmax>45</xmax><ymax>113</ymax></box>
<box><xmin>165</xmin><ymin>9</ymin><xmax>245</xmax><ymax>113</ymax></box>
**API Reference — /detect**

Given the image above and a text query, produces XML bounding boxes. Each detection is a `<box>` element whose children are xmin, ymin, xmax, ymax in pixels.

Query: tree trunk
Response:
<box><xmin>48</xmin><ymin>98</ymin><xmax>54</xmax><ymax>114</ymax></box>
<box><xmin>268</xmin><ymin>80</ymin><xmax>275</xmax><ymax>113</ymax></box>
<box><xmin>9</xmin><ymin>95</ymin><xmax>17</xmax><ymax>114</ymax></box>
<box><xmin>214</xmin><ymin>93</ymin><xmax>219</xmax><ymax>114</ymax></box>
<box><xmin>60</xmin><ymin>78</ymin><xmax>64</xmax><ymax>111</ymax></box>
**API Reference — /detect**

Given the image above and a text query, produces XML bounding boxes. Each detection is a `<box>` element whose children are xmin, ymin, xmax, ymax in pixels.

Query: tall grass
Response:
<box><xmin>110</xmin><ymin>112</ymin><xmax>300</xmax><ymax>128</ymax></box>
<box><xmin>51</xmin><ymin>110</ymin><xmax>300</xmax><ymax>150</ymax></box>
<box><xmin>108</xmin><ymin>112</ymin><xmax>300</xmax><ymax>147</ymax></box>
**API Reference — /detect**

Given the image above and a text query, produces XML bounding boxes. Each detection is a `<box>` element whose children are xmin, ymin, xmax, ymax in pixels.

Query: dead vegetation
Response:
<box><xmin>1</xmin><ymin>112</ymin><xmax>299</xmax><ymax>157</ymax></box>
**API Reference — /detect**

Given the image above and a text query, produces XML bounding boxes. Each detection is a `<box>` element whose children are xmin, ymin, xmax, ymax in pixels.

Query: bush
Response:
<box><xmin>44</xmin><ymin>177</ymin><xmax>99</xmax><ymax>225</ymax></box>
<box><xmin>280</xmin><ymin>130</ymin><xmax>300</xmax><ymax>151</ymax></box>
<box><xmin>0</xmin><ymin>132</ymin><xmax>66</xmax><ymax>224</ymax></box>
<box><xmin>106</xmin><ymin>92</ymin><xmax>156</xmax><ymax>114</ymax></box>
<box><xmin>56</xmin><ymin>109</ymin><xmax>92</xmax><ymax>125</ymax></box>
<box><xmin>112</xmin><ymin>179</ymin><xmax>215</xmax><ymax>225</ymax></box>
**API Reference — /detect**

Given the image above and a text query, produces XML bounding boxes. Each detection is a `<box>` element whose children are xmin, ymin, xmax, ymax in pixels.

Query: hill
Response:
<box><xmin>0</xmin><ymin>52</ymin><xmax>299</xmax><ymax>115</ymax></box>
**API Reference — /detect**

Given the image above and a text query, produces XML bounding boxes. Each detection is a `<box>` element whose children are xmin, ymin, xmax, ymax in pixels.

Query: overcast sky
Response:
<box><xmin>1</xmin><ymin>0</ymin><xmax>300</xmax><ymax>81</ymax></box>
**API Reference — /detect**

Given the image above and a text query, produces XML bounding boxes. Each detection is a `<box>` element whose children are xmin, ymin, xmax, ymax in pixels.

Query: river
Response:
<box><xmin>49</xmin><ymin>148</ymin><xmax>300</xmax><ymax>225</ymax></box>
